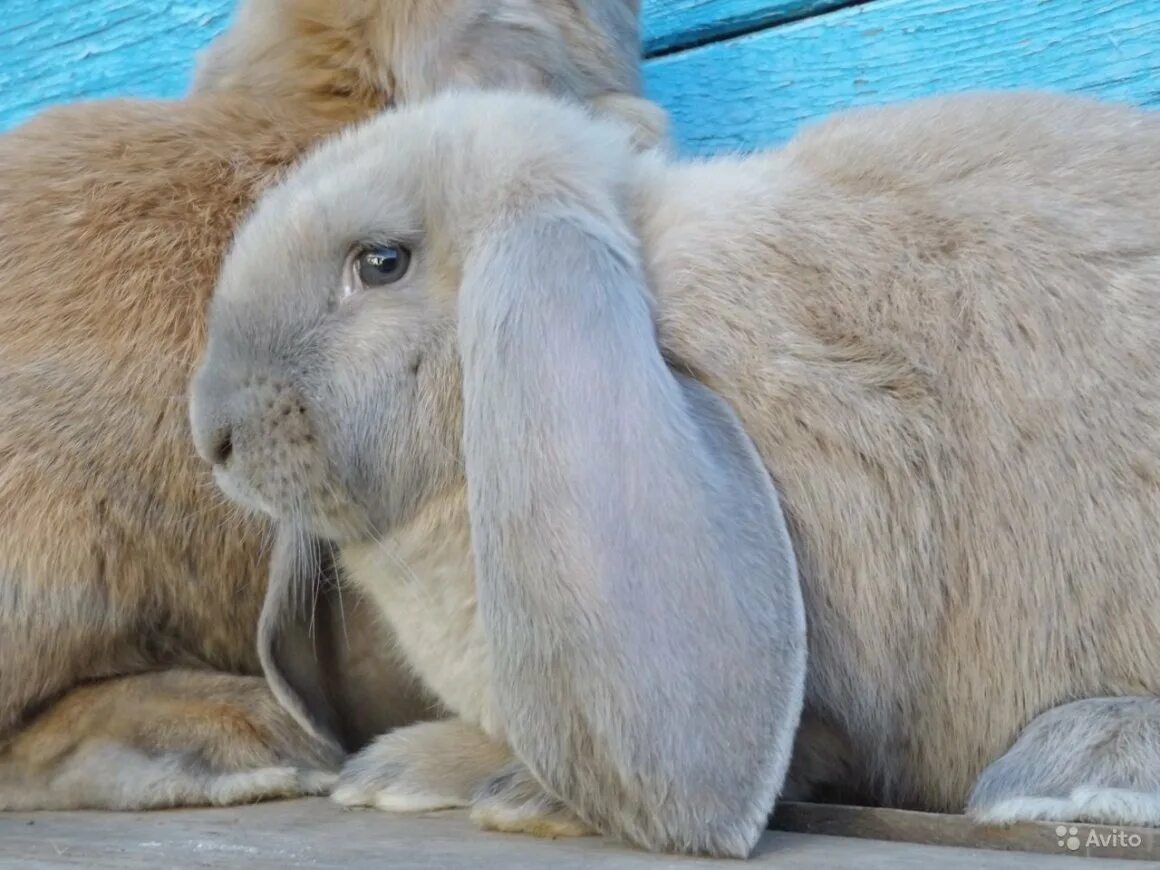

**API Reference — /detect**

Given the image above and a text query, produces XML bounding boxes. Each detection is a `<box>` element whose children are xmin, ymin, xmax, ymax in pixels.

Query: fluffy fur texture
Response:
<box><xmin>190</xmin><ymin>91</ymin><xmax>807</xmax><ymax>857</ymax></box>
<box><xmin>967</xmin><ymin>697</ymin><xmax>1160</xmax><ymax>827</ymax></box>
<box><xmin>0</xmin><ymin>0</ymin><xmax>650</xmax><ymax>811</ymax></box>
<box><xmin>192</xmin><ymin>88</ymin><xmax>1160</xmax><ymax>855</ymax></box>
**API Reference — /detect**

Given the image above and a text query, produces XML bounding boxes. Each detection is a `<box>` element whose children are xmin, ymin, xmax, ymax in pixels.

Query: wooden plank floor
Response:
<box><xmin>2</xmin><ymin>800</ymin><xmax>1156</xmax><ymax>869</ymax></box>
<box><xmin>772</xmin><ymin>803</ymin><xmax>1160</xmax><ymax>861</ymax></box>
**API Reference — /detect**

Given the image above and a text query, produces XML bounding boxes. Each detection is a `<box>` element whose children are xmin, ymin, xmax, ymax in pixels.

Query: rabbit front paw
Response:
<box><xmin>331</xmin><ymin>718</ymin><xmax>511</xmax><ymax>813</ymax></box>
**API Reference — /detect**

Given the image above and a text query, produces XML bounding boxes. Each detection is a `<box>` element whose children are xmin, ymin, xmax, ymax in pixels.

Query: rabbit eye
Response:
<box><xmin>352</xmin><ymin>243</ymin><xmax>411</xmax><ymax>289</ymax></box>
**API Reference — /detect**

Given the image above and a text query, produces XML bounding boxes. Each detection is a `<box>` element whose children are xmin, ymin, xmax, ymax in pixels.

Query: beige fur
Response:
<box><xmin>339</xmin><ymin>497</ymin><xmax>495</xmax><ymax>734</ymax></box>
<box><xmin>643</xmin><ymin>93</ymin><xmax>1160</xmax><ymax>813</ymax></box>
<box><xmin>192</xmin><ymin>88</ymin><xmax>1160</xmax><ymax>854</ymax></box>
<box><xmin>0</xmin><ymin>0</ymin><xmax>648</xmax><ymax>810</ymax></box>
<box><xmin>0</xmin><ymin>671</ymin><xmax>339</xmax><ymax>810</ymax></box>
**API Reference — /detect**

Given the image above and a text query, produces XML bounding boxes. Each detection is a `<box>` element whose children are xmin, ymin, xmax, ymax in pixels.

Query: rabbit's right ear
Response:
<box><xmin>589</xmin><ymin>95</ymin><xmax>671</xmax><ymax>153</ymax></box>
<box><xmin>259</xmin><ymin>527</ymin><xmax>349</xmax><ymax>754</ymax></box>
<box><xmin>457</xmin><ymin>200</ymin><xmax>807</xmax><ymax>856</ymax></box>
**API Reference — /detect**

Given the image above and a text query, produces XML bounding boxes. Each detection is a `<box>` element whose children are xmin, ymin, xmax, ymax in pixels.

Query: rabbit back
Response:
<box><xmin>645</xmin><ymin>90</ymin><xmax>1160</xmax><ymax>810</ymax></box>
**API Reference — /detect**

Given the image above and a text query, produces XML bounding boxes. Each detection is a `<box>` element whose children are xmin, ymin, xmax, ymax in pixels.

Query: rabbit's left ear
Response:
<box><xmin>259</xmin><ymin>528</ymin><xmax>443</xmax><ymax>753</ymax></box>
<box><xmin>258</xmin><ymin>527</ymin><xmax>349</xmax><ymax>754</ymax></box>
<box><xmin>458</xmin><ymin>207</ymin><xmax>807</xmax><ymax>858</ymax></box>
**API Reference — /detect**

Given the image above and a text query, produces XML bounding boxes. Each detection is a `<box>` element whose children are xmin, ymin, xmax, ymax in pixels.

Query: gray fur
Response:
<box><xmin>191</xmin><ymin>88</ymin><xmax>1160</xmax><ymax>853</ymax></box>
<box><xmin>968</xmin><ymin>698</ymin><xmax>1160</xmax><ymax>827</ymax></box>
<box><xmin>259</xmin><ymin>529</ymin><xmax>349</xmax><ymax>752</ymax></box>
<box><xmin>190</xmin><ymin>94</ymin><xmax>804</xmax><ymax>857</ymax></box>
<box><xmin>459</xmin><ymin>216</ymin><xmax>806</xmax><ymax>856</ymax></box>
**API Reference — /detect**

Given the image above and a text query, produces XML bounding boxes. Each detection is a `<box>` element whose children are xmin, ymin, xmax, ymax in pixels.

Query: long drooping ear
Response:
<box><xmin>458</xmin><ymin>209</ymin><xmax>808</xmax><ymax>858</ymax></box>
<box><xmin>259</xmin><ymin>526</ymin><xmax>349</xmax><ymax>754</ymax></box>
<box><xmin>589</xmin><ymin>95</ymin><xmax>672</xmax><ymax>154</ymax></box>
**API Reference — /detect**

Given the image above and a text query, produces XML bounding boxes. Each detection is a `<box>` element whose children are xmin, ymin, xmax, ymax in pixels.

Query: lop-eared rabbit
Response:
<box><xmin>192</xmin><ymin>89</ymin><xmax>1160</xmax><ymax>856</ymax></box>
<box><xmin>0</xmin><ymin>0</ymin><xmax>660</xmax><ymax>810</ymax></box>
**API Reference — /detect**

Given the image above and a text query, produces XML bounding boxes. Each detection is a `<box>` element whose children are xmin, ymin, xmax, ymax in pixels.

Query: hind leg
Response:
<box><xmin>0</xmin><ymin>670</ymin><xmax>342</xmax><ymax>811</ymax></box>
<box><xmin>967</xmin><ymin>696</ymin><xmax>1160</xmax><ymax>827</ymax></box>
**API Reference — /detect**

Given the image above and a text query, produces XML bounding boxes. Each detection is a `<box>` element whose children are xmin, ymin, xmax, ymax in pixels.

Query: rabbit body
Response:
<box><xmin>0</xmin><ymin>0</ymin><xmax>649</xmax><ymax>810</ymax></box>
<box><xmin>637</xmin><ymin>92</ymin><xmax>1160</xmax><ymax>811</ymax></box>
<box><xmin>191</xmin><ymin>89</ymin><xmax>1160</xmax><ymax>853</ymax></box>
<box><xmin>0</xmin><ymin>96</ymin><xmax>364</xmax><ymax>810</ymax></box>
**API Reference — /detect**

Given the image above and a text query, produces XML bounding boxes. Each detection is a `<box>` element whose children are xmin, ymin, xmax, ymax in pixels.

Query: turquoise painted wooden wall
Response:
<box><xmin>0</xmin><ymin>0</ymin><xmax>1157</xmax><ymax>154</ymax></box>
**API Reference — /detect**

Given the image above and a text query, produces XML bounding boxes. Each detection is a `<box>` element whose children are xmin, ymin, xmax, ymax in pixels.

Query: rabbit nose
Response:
<box><xmin>209</xmin><ymin>427</ymin><xmax>234</xmax><ymax>465</ymax></box>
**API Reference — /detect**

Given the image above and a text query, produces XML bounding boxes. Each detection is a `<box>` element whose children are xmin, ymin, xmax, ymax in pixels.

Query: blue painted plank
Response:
<box><xmin>1</xmin><ymin>0</ymin><xmax>1158</xmax><ymax>157</ymax></box>
<box><xmin>642</xmin><ymin>0</ymin><xmax>859</xmax><ymax>55</ymax></box>
<box><xmin>0</xmin><ymin>0</ymin><xmax>230</xmax><ymax>130</ymax></box>
<box><xmin>645</xmin><ymin>0</ymin><xmax>1160</xmax><ymax>154</ymax></box>
<box><xmin>0</xmin><ymin>0</ymin><xmax>861</xmax><ymax>118</ymax></box>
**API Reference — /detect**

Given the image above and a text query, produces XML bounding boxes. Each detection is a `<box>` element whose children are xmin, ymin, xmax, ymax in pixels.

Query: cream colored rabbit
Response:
<box><xmin>0</xmin><ymin>0</ymin><xmax>654</xmax><ymax>810</ymax></box>
<box><xmin>190</xmin><ymin>89</ymin><xmax>1160</xmax><ymax>854</ymax></box>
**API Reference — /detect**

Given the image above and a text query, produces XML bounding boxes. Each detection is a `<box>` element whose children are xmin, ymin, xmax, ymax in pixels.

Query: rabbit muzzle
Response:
<box><xmin>189</xmin><ymin>365</ymin><xmax>362</xmax><ymax>539</ymax></box>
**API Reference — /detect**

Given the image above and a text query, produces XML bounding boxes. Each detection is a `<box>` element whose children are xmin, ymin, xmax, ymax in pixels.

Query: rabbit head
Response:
<box><xmin>190</xmin><ymin>94</ymin><xmax>645</xmax><ymax>539</ymax></box>
<box><xmin>190</xmin><ymin>0</ymin><xmax>664</xmax><ymax>753</ymax></box>
<box><xmin>191</xmin><ymin>90</ymin><xmax>806</xmax><ymax>857</ymax></box>
<box><xmin>189</xmin><ymin>0</ymin><xmax>664</xmax><ymax>747</ymax></box>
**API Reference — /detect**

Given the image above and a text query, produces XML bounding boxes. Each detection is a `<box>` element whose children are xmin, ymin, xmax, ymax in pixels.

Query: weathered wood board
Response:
<box><xmin>642</xmin><ymin>0</ymin><xmax>860</xmax><ymax>53</ymax></box>
<box><xmin>2</xmin><ymin>800</ymin><xmax>1156</xmax><ymax>869</ymax></box>
<box><xmin>772</xmin><ymin>802</ymin><xmax>1160</xmax><ymax>862</ymax></box>
<box><xmin>0</xmin><ymin>0</ymin><xmax>230</xmax><ymax>131</ymax></box>
<box><xmin>646</xmin><ymin>0</ymin><xmax>1160</xmax><ymax>152</ymax></box>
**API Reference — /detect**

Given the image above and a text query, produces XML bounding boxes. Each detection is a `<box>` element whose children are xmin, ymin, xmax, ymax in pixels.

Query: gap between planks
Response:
<box><xmin>771</xmin><ymin>801</ymin><xmax>1160</xmax><ymax>862</ymax></box>
<box><xmin>642</xmin><ymin>0</ymin><xmax>869</xmax><ymax>57</ymax></box>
